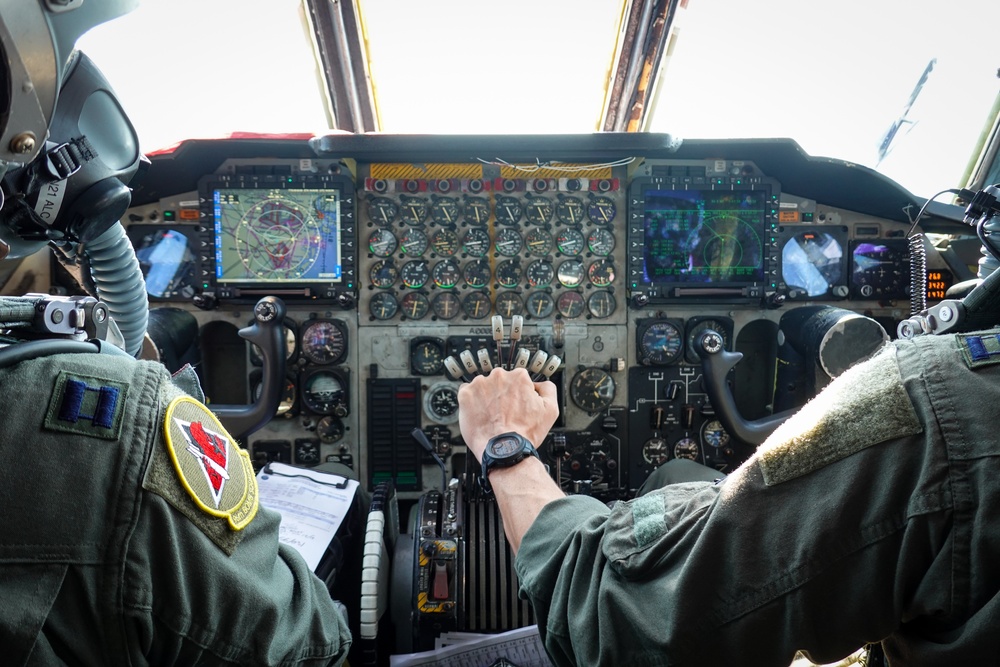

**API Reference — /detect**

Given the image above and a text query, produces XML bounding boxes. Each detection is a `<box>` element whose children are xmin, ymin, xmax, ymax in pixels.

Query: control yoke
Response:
<box><xmin>210</xmin><ymin>296</ymin><xmax>287</xmax><ymax>441</ymax></box>
<box><xmin>695</xmin><ymin>330</ymin><xmax>793</xmax><ymax>446</ymax></box>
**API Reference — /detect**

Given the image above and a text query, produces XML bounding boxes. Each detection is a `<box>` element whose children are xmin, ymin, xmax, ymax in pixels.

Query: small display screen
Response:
<box><xmin>129</xmin><ymin>225</ymin><xmax>198</xmax><ymax>300</ymax></box>
<box><xmin>213</xmin><ymin>187</ymin><xmax>343</xmax><ymax>284</ymax></box>
<box><xmin>642</xmin><ymin>189</ymin><xmax>766</xmax><ymax>284</ymax></box>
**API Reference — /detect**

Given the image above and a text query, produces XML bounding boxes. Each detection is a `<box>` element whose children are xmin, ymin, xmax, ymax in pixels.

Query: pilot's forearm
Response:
<box><xmin>485</xmin><ymin>456</ymin><xmax>565</xmax><ymax>553</ymax></box>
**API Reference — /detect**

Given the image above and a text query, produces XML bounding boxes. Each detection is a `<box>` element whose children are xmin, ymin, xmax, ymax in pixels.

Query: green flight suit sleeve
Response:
<box><xmin>121</xmin><ymin>374</ymin><xmax>352</xmax><ymax>666</ymax></box>
<box><xmin>514</xmin><ymin>342</ymin><xmax>962</xmax><ymax>667</ymax></box>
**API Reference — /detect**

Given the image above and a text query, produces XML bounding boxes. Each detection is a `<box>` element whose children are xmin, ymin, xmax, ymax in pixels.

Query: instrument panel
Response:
<box><xmin>122</xmin><ymin>134</ymin><xmax>964</xmax><ymax>501</ymax></box>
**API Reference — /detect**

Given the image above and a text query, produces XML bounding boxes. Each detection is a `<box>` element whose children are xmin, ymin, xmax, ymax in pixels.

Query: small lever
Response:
<box><xmin>459</xmin><ymin>349</ymin><xmax>479</xmax><ymax>376</ymax></box>
<box><xmin>477</xmin><ymin>347</ymin><xmax>494</xmax><ymax>373</ymax></box>
<box><xmin>508</xmin><ymin>315</ymin><xmax>523</xmax><ymax>368</ymax></box>
<box><xmin>443</xmin><ymin>356</ymin><xmax>468</xmax><ymax>383</ymax></box>
<box><xmin>492</xmin><ymin>315</ymin><xmax>505</xmax><ymax>368</ymax></box>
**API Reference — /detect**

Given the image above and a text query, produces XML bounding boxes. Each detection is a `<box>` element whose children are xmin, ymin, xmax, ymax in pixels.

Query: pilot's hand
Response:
<box><xmin>457</xmin><ymin>367</ymin><xmax>558</xmax><ymax>462</ymax></box>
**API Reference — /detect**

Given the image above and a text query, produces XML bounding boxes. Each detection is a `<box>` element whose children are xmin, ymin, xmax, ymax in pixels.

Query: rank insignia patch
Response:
<box><xmin>162</xmin><ymin>396</ymin><xmax>258</xmax><ymax>530</ymax></box>
<box><xmin>44</xmin><ymin>371</ymin><xmax>128</xmax><ymax>440</ymax></box>
<box><xmin>958</xmin><ymin>332</ymin><xmax>1000</xmax><ymax>368</ymax></box>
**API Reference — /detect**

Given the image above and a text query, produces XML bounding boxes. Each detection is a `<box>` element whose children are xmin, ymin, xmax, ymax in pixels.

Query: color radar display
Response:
<box><xmin>214</xmin><ymin>188</ymin><xmax>343</xmax><ymax>284</ymax></box>
<box><xmin>642</xmin><ymin>190</ymin><xmax>765</xmax><ymax>284</ymax></box>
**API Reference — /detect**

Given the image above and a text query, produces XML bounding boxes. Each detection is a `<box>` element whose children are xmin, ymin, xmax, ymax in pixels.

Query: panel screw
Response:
<box><xmin>10</xmin><ymin>132</ymin><xmax>36</xmax><ymax>155</ymax></box>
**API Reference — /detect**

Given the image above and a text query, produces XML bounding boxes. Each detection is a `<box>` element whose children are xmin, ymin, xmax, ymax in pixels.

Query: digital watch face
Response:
<box><xmin>213</xmin><ymin>187</ymin><xmax>343</xmax><ymax>284</ymax></box>
<box><xmin>641</xmin><ymin>189</ymin><xmax>766</xmax><ymax>284</ymax></box>
<box><xmin>489</xmin><ymin>436</ymin><xmax>523</xmax><ymax>457</ymax></box>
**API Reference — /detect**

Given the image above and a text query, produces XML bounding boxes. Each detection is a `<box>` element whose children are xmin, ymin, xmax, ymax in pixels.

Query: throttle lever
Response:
<box><xmin>210</xmin><ymin>296</ymin><xmax>287</xmax><ymax>441</ymax></box>
<box><xmin>695</xmin><ymin>329</ymin><xmax>795</xmax><ymax>446</ymax></box>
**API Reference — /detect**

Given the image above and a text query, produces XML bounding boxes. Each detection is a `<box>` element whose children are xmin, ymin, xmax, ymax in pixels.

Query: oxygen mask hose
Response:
<box><xmin>55</xmin><ymin>221</ymin><xmax>148</xmax><ymax>357</ymax></box>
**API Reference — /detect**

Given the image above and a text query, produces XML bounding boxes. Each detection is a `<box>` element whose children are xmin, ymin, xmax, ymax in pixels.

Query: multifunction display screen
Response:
<box><xmin>642</xmin><ymin>189</ymin><xmax>766</xmax><ymax>284</ymax></box>
<box><xmin>213</xmin><ymin>187</ymin><xmax>343</xmax><ymax>284</ymax></box>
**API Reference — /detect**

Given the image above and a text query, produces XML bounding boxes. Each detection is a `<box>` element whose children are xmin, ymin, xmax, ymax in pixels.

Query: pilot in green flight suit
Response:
<box><xmin>459</xmin><ymin>330</ymin><xmax>1000</xmax><ymax>666</ymax></box>
<box><xmin>2</xmin><ymin>352</ymin><xmax>351</xmax><ymax>666</ymax></box>
<box><xmin>0</xmin><ymin>2</ymin><xmax>351</xmax><ymax>664</ymax></box>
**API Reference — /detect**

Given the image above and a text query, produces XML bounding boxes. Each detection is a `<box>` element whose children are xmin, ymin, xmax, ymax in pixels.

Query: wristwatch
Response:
<box><xmin>479</xmin><ymin>431</ymin><xmax>539</xmax><ymax>493</ymax></box>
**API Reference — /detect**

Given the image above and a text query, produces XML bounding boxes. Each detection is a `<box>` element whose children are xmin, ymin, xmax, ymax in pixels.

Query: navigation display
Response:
<box><xmin>642</xmin><ymin>189</ymin><xmax>766</xmax><ymax>284</ymax></box>
<box><xmin>213</xmin><ymin>187</ymin><xmax>343</xmax><ymax>284</ymax></box>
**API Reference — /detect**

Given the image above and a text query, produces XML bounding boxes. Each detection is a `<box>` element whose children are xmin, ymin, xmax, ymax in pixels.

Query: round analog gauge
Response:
<box><xmin>587</xmin><ymin>290</ymin><xmax>616</xmax><ymax>319</ymax></box>
<box><xmin>367</xmin><ymin>228</ymin><xmax>397</xmax><ymax>257</ymax></box>
<box><xmin>557</xmin><ymin>291</ymin><xmax>585</xmax><ymax>318</ymax></box>
<box><xmin>556</xmin><ymin>196</ymin><xmax>585</xmax><ymax>225</ymax></box>
<box><xmin>674</xmin><ymin>438</ymin><xmax>700</xmax><ymax>461</ymax></box>
<box><xmin>588</xmin><ymin>259</ymin><xmax>615</xmax><ymax>287</ymax></box>
<box><xmin>366</xmin><ymin>196</ymin><xmax>398</xmax><ymax>225</ymax></box>
<box><xmin>432</xmin><ymin>292</ymin><xmax>461</xmax><ymax>320</ymax></box>
<box><xmin>587</xmin><ymin>228</ymin><xmax>616</xmax><ymax>256</ymax></box>
<box><xmin>369</xmin><ymin>260</ymin><xmax>398</xmax><ymax>288</ymax></box>
<box><xmin>524</xmin><ymin>196</ymin><xmax>553</xmax><ymax>225</ymax></box>
<box><xmin>369</xmin><ymin>292</ymin><xmax>398</xmax><ymax>320</ymax></box>
<box><xmin>570</xmin><ymin>367</ymin><xmax>616</xmax><ymax>413</ymax></box>
<box><xmin>642</xmin><ymin>437</ymin><xmax>669</xmax><ymax>466</ymax></box>
<box><xmin>494</xmin><ymin>195</ymin><xmax>523</xmax><ymax>225</ymax></box>
<box><xmin>431</xmin><ymin>228</ymin><xmax>459</xmax><ymax>256</ymax></box>
<box><xmin>399</xmin><ymin>228</ymin><xmax>429</xmax><ymax>256</ymax></box>
<box><xmin>557</xmin><ymin>259</ymin><xmax>585</xmax><ymax>288</ymax></box>
<box><xmin>430</xmin><ymin>196</ymin><xmax>460</xmax><ymax>225</ymax></box>
<box><xmin>400</xmin><ymin>292</ymin><xmax>430</xmax><ymax>319</ymax></box>
<box><xmin>685</xmin><ymin>319</ymin><xmax>731</xmax><ymax>364</ymax></box>
<box><xmin>463</xmin><ymin>259</ymin><xmax>492</xmax><ymax>289</ymax></box>
<box><xmin>525</xmin><ymin>260</ymin><xmax>554</xmax><ymax>288</ymax></box>
<box><xmin>587</xmin><ymin>195</ymin><xmax>617</xmax><ymax>224</ymax></box>
<box><xmin>399</xmin><ymin>196</ymin><xmax>429</xmax><ymax>225</ymax></box>
<box><xmin>301</xmin><ymin>319</ymin><xmax>347</xmax><ymax>364</ymax></box>
<box><xmin>525</xmin><ymin>228</ymin><xmax>553</xmax><ymax>256</ymax></box>
<box><xmin>526</xmin><ymin>292</ymin><xmax>554</xmax><ymax>318</ymax></box>
<box><xmin>410</xmin><ymin>338</ymin><xmax>445</xmax><ymax>375</ymax></box>
<box><xmin>249</xmin><ymin>320</ymin><xmax>296</xmax><ymax>365</ymax></box>
<box><xmin>432</xmin><ymin>259</ymin><xmax>461</xmax><ymax>289</ymax></box>
<box><xmin>495</xmin><ymin>260</ymin><xmax>522</xmax><ymax>288</ymax></box>
<box><xmin>463</xmin><ymin>196</ymin><xmax>491</xmax><ymax>225</ymax></box>
<box><xmin>494</xmin><ymin>228</ymin><xmax>523</xmax><ymax>257</ymax></box>
<box><xmin>462</xmin><ymin>291</ymin><xmax>491</xmax><ymax>319</ymax></box>
<box><xmin>639</xmin><ymin>320</ymin><xmax>683</xmax><ymax>365</ymax></box>
<box><xmin>400</xmin><ymin>260</ymin><xmax>430</xmax><ymax>289</ymax></box>
<box><xmin>556</xmin><ymin>228</ymin><xmax>585</xmax><ymax>255</ymax></box>
<box><xmin>495</xmin><ymin>292</ymin><xmax>523</xmax><ymax>317</ymax></box>
<box><xmin>702</xmin><ymin>420</ymin><xmax>730</xmax><ymax>449</ymax></box>
<box><xmin>782</xmin><ymin>231</ymin><xmax>843</xmax><ymax>297</ymax></box>
<box><xmin>316</xmin><ymin>415</ymin><xmax>345</xmax><ymax>443</ymax></box>
<box><xmin>301</xmin><ymin>370</ymin><xmax>346</xmax><ymax>415</ymax></box>
<box><xmin>462</xmin><ymin>228</ymin><xmax>490</xmax><ymax>257</ymax></box>
<box><xmin>424</xmin><ymin>382</ymin><xmax>460</xmax><ymax>424</ymax></box>
<box><xmin>253</xmin><ymin>375</ymin><xmax>296</xmax><ymax>417</ymax></box>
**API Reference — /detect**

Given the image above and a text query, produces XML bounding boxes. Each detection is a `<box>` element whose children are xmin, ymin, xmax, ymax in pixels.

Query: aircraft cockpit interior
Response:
<box><xmin>2</xmin><ymin>1</ymin><xmax>998</xmax><ymax>665</ymax></box>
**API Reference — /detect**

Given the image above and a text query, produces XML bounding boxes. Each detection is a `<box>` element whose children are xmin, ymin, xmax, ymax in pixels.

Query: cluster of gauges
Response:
<box><xmin>362</xmin><ymin>176</ymin><xmax>622</xmax><ymax>321</ymax></box>
<box><xmin>247</xmin><ymin>317</ymin><xmax>351</xmax><ymax>443</ymax></box>
<box><xmin>635</xmin><ymin>317</ymin><xmax>734</xmax><ymax>366</ymax></box>
<box><xmin>639</xmin><ymin>418</ymin><xmax>731</xmax><ymax>467</ymax></box>
<box><xmin>779</xmin><ymin>229</ymin><xmax>910</xmax><ymax>300</ymax></box>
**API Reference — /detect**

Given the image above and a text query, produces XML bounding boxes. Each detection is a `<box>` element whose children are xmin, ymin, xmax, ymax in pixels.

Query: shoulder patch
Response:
<box><xmin>161</xmin><ymin>396</ymin><xmax>258</xmax><ymax>530</ymax></box>
<box><xmin>757</xmin><ymin>346</ymin><xmax>922</xmax><ymax>486</ymax></box>
<box><xmin>957</xmin><ymin>332</ymin><xmax>1000</xmax><ymax>368</ymax></box>
<box><xmin>44</xmin><ymin>371</ymin><xmax>128</xmax><ymax>440</ymax></box>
